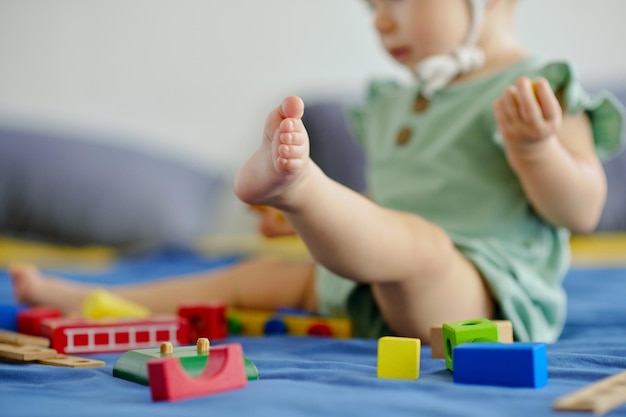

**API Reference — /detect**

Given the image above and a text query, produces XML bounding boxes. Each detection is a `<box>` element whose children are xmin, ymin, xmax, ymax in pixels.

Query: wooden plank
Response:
<box><xmin>38</xmin><ymin>354</ymin><xmax>105</xmax><ymax>368</ymax></box>
<box><xmin>0</xmin><ymin>343</ymin><xmax>57</xmax><ymax>361</ymax></box>
<box><xmin>554</xmin><ymin>370</ymin><xmax>626</xmax><ymax>415</ymax></box>
<box><xmin>0</xmin><ymin>330</ymin><xmax>50</xmax><ymax>347</ymax></box>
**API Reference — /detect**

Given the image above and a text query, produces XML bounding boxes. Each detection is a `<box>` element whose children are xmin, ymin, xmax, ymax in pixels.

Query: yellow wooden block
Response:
<box><xmin>377</xmin><ymin>336</ymin><xmax>421</xmax><ymax>380</ymax></box>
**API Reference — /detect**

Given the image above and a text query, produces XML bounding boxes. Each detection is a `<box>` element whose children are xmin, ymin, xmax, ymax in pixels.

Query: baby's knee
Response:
<box><xmin>417</xmin><ymin>224</ymin><xmax>456</xmax><ymax>277</ymax></box>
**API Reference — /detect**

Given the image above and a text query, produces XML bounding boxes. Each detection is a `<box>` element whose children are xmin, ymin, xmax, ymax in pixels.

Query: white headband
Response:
<box><xmin>414</xmin><ymin>0</ymin><xmax>491</xmax><ymax>98</ymax></box>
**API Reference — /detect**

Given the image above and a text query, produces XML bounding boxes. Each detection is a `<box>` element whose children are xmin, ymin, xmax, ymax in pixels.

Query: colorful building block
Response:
<box><xmin>17</xmin><ymin>307</ymin><xmax>62</xmax><ymax>336</ymax></box>
<box><xmin>227</xmin><ymin>308</ymin><xmax>352</xmax><ymax>338</ymax></box>
<box><xmin>82</xmin><ymin>289</ymin><xmax>151</xmax><ymax>319</ymax></box>
<box><xmin>442</xmin><ymin>318</ymin><xmax>499</xmax><ymax>371</ymax></box>
<box><xmin>147</xmin><ymin>342</ymin><xmax>248</xmax><ymax>401</ymax></box>
<box><xmin>453</xmin><ymin>342</ymin><xmax>547</xmax><ymax>388</ymax></box>
<box><xmin>178</xmin><ymin>302</ymin><xmax>228</xmax><ymax>341</ymax></box>
<box><xmin>113</xmin><ymin>338</ymin><xmax>259</xmax><ymax>385</ymax></box>
<box><xmin>430</xmin><ymin>320</ymin><xmax>513</xmax><ymax>359</ymax></box>
<box><xmin>377</xmin><ymin>336</ymin><xmax>421</xmax><ymax>380</ymax></box>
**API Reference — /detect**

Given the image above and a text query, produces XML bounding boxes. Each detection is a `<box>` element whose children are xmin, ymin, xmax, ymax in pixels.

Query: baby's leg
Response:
<box><xmin>9</xmin><ymin>260</ymin><xmax>316</xmax><ymax>317</ymax></box>
<box><xmin>236</xmin><ymin>98</ymin><xmax>494</xmax><ymax>341</ymax></box>
<box><xmin>10</xmin><ymin>263</ymin><xmax>93</xmax><ymax>314</ymax></box>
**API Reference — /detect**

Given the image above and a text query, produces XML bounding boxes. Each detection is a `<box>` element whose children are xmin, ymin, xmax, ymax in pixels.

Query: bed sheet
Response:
<box><xmin>1</xmin><ymin>246</ymin><xmax>625</xmax><ymax>417</ymax></box>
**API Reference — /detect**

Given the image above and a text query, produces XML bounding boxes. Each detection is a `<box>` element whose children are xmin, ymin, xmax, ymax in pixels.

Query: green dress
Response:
<box><xmin>315</xmin><ymin>57</ymin><xmax>625</xmax><ymax>342</ymax></box>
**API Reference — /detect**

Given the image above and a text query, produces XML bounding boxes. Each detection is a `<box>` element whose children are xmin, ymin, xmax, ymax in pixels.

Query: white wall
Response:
<box><xmin>0</xmin><ymin>0</ymin><xmax>624</xmax><ymax>234</ymax></box>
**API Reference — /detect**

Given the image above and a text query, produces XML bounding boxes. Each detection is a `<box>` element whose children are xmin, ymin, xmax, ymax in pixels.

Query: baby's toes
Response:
<box><xmin>280</xmin><ymin>117</ymin><xmax>305</xmax><ymax>135</ymax></box>
<box><xmin>278</xmin><ymin>142</ymin><xmax>306</xmax><ymax>160</ymax></box>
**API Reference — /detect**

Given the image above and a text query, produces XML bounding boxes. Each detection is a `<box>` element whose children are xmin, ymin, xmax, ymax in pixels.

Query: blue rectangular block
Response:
<box><xmin>453</xmin><ymin>342</ymin><xmax>548</xmax><ymax>388</ymax></box>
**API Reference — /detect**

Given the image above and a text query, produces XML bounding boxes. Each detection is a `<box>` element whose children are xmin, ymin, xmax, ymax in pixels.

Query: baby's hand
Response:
<box><xmin>493</xmin><ymin>77</ymin><xmax>563</xmax><ymax>153</ymax></box>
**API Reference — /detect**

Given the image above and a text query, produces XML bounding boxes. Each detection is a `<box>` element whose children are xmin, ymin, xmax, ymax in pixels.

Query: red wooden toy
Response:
<box><xmin>40</xmin><ymin>315</ymin><xmax>189</xmax><ymax>354</ymax></box>
<box><xmin>147</xmin><ymin>343</ymin><xmax>248</xmax><ymax>401</ymax></box>
<box><xmin>177</xmin><ymin>302</ymin><xmax>228</xmax><ymax>342</ymax></box>
<box><xmin>17</xmin><ymin>307</ymin><xmax>62</xmax><ymax>336</ymax></box>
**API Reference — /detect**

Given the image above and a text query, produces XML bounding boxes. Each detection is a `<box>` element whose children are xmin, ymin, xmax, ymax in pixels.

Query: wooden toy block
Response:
<box><xmin>40</xmin><ymin>315</ymin><xmax>189</xmax><ymax>354</ymax></box>
<box><xmin>147</xmin><ymin>342</ymin><xmax>248</xmax><ymax>401</ymax></box>
<box><xmin>82</xmin><ymin>289</ymin><xmax>151</xmax><ymax>319</ymax></box>
<box><xmin>0</xmin><ymin>329</ymin><xmax>50</xmax><ymax>347</ymax></box>
<box><xmin>113</xmin><ymin>338</ymin><xmax>259</xmax><ymax>385</ymax></box>
<box><xmin>453</xmin><ymin>342</ymin><xmax>547</xmax><ymax>388</ymax></box>
<box><xmin>377</xmin><ymin>336</ymin><xmax>421</xmax><ymax>380</ymax></box>
<box><xmin>553</xmin><ymin>369</ymin><xmax>626</xmax><ymax>415</ymax></box>
<box><xmin>38</xmin><ymin>354</ymin><xmax>106</xmax><ymax>368</ymax></box>
<box><xmin>0</xmin><ymin>342</ymin><xmax>58</xmax><ymax>362</ymax></box>
<box><xmin>228</xmin><ymin>308</ymin><xmax>352</xmax><ymax>338</ymax></box>
<box><xmin>17</xmin><ymin>307</ymin><xmax>62</xmax><ymax>336</ymax></box>
<box><xmin>430</xmin><ymin>320</ymin><xmax>512</xmax><ymax>359</ymax></box>
<box><xmin>442</xmin><ymin>318</ymin><xmax>499</xmax><ymax>371</ymax></box>
<box><xmin>177</xmin><ymin>302</ymin><xmax>228</xmax><ymax>341</ymax></box>
<box><xmin>0</xmin><ymin>304</ymin><xmax>27</xmax><ymax>331</ymax></box>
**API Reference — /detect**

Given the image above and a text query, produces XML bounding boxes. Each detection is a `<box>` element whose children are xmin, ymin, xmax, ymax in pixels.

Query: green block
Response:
<box><xmin>442</xmin><ymin>318</ymin><xmax>499</xmax><ymax>372</ymax></box>
<box><xmin>112</xmin><ymin>344</ymin><xmax>259</xmax><ymax>385</ymax></box>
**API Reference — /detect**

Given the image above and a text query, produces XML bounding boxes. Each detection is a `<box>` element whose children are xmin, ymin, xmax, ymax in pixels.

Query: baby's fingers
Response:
<box><xmin>533</xmin><ymin>77</ymin><xmax>562</xmax><ymax>123</ymax></box>
<box><xmin>515</xmin><ymin>77</ymin><xmax>543</xmax><ymax>124</ymax></box>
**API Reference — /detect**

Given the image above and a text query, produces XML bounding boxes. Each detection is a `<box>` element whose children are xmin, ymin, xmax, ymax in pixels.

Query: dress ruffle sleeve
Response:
<box><xmin>537</xmin><ymin>62</ymin><xmax>625</xmax><ymax>160</ymax></box>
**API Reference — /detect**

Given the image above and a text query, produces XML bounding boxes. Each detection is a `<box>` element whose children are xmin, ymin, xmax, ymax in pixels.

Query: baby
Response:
<box><xmin>10</xmin><ymin>0</ymin><xmax>624</xmax><ymax>343</ymax></box>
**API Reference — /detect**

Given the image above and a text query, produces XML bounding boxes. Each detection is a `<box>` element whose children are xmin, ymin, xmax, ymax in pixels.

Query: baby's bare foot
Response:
<box><xmin>9</xmin><ymin>263</ymin><xmax>91</xmax><ymax>315</ymax></box>
<box><xmin>234</xmin><ymin>96</ymin><xmax>312</xmax><ymax>208</ymax></box>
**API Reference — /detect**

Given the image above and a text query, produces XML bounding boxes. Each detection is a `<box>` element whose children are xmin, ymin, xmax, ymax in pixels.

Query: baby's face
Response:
<box><xmin>366</xmin><ymin>0</ymin><xmax>472</xmax><ymax>70</ymax></box>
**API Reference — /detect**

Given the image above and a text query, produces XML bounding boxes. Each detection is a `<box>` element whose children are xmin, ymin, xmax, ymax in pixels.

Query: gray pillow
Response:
<box><xmin>0</xmin><ymin>127</ymin><xmax>224</xmax><ymax>246</ymax></box>
<box><xmin>304</xmin><ymin>102</ymin><xmax>367</xmax><ymax>194</ymax></box>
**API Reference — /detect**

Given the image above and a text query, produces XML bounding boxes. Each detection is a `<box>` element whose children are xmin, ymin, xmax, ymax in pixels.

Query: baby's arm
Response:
<box><xmin>493</xmin><ymin>77</ymin><xmax>607</xmax><ymax>233</ymax></box>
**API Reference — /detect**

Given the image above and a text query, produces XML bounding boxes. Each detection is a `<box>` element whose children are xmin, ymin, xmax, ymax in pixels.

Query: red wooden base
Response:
<box><xmin>147</xmin><ymin>343</ymin><xmax>248</xmax><ymax>401</ymax></box>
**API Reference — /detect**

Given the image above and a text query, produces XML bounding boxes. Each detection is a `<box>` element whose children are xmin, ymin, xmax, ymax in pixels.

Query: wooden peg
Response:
<box><xmin>160</xmin><ymin>342</ymin><xmax>174</xmax><ymax>355</ymax></box>
<box><xmin>197</xmin><ymin>338</ymin><xmax>210</xmax><ymax>353</ymax></box>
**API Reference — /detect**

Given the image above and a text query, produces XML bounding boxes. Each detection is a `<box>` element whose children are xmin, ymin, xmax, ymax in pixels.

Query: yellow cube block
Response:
<box><xmin>377</xmin><ymin>336</ymin><xmax>421</xmax><ymax>380</ymax></box>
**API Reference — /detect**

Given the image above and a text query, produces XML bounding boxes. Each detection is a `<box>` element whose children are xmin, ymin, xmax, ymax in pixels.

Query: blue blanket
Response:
<box><xmin>1</xmin><ymin>249</ymin><xmax>626</xmax><ymax>417</ymax></box>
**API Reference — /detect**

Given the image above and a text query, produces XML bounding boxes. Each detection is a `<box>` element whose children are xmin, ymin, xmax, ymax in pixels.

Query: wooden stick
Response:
<box><xmin>553</xmin><ymin>370</ymin><xmax>626</xmax><ymax>415</ymax></box>
<box><xmin>0</xmin><ymin>330</ymin><xmax>50</xmax><ymax>347</ymax></box>
<box><xmin>0</xmin><ymin>343</ymin><xmax>57</xmax><ymax>362</ymax></box>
